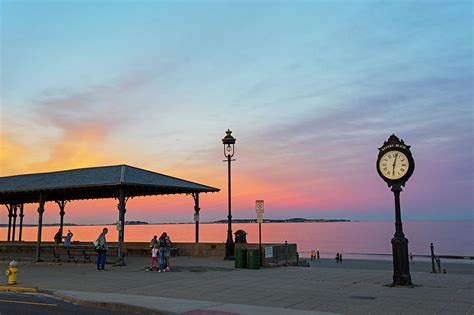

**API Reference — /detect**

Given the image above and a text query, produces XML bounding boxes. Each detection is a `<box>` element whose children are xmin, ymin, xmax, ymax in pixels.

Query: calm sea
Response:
<box><xmin>1</xmin><ymin>221</ymin><xmax>473</xmax><ymax>261</ymax></box>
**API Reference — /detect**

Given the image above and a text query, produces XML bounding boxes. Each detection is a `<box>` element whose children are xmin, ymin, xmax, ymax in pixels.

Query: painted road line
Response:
<box><xmin>0</xmin><ymin>285</ymin><xmax>37</xmax><ymax>293</ymax></box>
<box><xmin>0</xmin><ymin>299</ymin><xmax>57</xmax><ymax>307</ymax></box>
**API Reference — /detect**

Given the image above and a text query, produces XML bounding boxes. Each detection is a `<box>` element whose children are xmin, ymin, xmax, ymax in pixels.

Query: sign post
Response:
<box><xmin>256</xmin><ymin>200</ymin><xmax>264</xmax><ymax>267</ymax></box>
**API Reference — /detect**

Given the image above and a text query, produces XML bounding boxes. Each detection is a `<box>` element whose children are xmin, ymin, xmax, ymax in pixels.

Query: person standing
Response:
<box><xmin>158</xmin><ymin>232</ymin><xmax>167</xmax><ymax>272</ymax></box>
<box><xmin>316</xmin><ymin>250</ymin><xmax>320</xmax><ymax>260</ymax></box>
<box><xmin>150</xmin><ymin>235</ymin><xmax>158</xmax><ymax>248</ymax></box>
<box><xmin>63</xmin><ymin>230</ymin><xmax>73</xmax><ymax>247</ymax></box>
<box><xmin>151</xmin><ymin>244</ymin><xmax>159</xmax><ymax>270</ymax></box>
<box><xmin>54</xmin><ymin>228</ymin><xmax>63</xmax><ymax>245</ymax></box>
<box><xmin>164</xmin><ymin>233</ymin><xmax>172</xmax><ymax>271</ymax></box>
<box><xmin>158</xmin><ymin>232</ymin><xmax>172</xmax><ymax>272</ymax></box>
<box><xmin>95</xmin><ymin>228</ymin><xmax>108</xmax><ymax>271</ymax></box>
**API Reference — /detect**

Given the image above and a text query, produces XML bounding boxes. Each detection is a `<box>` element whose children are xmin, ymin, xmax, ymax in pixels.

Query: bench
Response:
<box><xmin>49</xmin><ymin>246</ymin><xmax>91</xmax><ymax>264</ymax></box>
<box><xmin>67</xmin><ymin>249</ymin><xmax>77</xmax><ymax>263</ymax></box>
<box><xmin>52</xmin><ymin>247</ymin><xmax>61</xmax><ymax>262</ymax></box>
<box><xmin>82</xmin><ymin>249</ymin><xmax>93</xmax><ymax>263</ymax></box>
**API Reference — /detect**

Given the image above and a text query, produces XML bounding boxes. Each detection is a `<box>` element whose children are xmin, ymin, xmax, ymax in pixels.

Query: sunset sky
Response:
<box><xmin>1</xmin><ymin>1</ymin><xmax>472</xmax><ymax>225</ymax></box>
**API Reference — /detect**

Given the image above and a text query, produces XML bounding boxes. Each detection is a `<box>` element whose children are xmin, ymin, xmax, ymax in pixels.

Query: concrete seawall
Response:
<box><xmin>0</xmin><ymin>241</ymin><xmax>298</xmax><ymax>266</ymax></box>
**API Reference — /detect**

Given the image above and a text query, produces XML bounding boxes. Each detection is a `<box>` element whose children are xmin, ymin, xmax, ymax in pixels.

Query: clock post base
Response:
<box><xmin>391</xmin><ymin>236</ymin><xmax>412</xmax><ymax>286</ymax></box>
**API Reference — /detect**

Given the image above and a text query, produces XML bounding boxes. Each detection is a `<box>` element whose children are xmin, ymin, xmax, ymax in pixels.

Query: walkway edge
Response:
<box><xmin>40</xmin><ymin>289</ymin><xmax>335</xmax><ymax>315</ymax></box>
<box><xmin>40</xmin><ymin>289</ymin><xmax>165</xmax><ymax>314</ymax></box>
<box><xmin>0</xmin><ymin>285</ymin><xmax>37</xmax><ymax>293</ymax></box>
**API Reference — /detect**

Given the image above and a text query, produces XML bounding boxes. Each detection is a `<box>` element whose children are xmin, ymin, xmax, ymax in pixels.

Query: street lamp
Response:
<box><xmin>222</xmin><ymin>129</ymin><xmax>236</xmax><ymax>260</ymax></box>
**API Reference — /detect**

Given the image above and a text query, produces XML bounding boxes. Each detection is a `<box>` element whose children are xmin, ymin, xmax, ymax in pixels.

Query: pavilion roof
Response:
<box><xmin>0</xmin><ymin>165</ymin><xmax>219</xmax><ymax>204</ymax></box>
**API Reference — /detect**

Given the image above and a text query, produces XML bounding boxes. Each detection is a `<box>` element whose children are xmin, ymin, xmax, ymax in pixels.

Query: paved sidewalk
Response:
<box><xmin>52</xmin><ymin>290</ymin><xmax>335</xmax><ymax>315</ymax></box>
<box><xmin>1</xmin><ymin>257</ymin><xmax>473</xmax><ymax>314</ymax></box>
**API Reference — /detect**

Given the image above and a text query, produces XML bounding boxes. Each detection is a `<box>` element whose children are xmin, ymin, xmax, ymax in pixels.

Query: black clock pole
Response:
<box><xmin>391</xmin><ymin>182</ymin><xmax>412</xmax><ymax>286</ymax></box>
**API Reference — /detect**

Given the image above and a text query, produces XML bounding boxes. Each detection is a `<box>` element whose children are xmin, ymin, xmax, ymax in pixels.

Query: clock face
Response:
<box><xmin>378</xmin><ymin>150</ymin><xmax>410</xmax><ymax>180</ymax></box>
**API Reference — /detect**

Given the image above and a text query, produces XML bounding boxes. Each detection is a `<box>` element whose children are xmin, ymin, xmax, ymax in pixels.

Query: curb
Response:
<box><xmin>40</xmin><ymin>289</ymin><xmax>166</xmax><ymax>315</ymax></box>
<box><xmin>0</xmin><ymin>285</ymin><xmax>38</xmax><ymax>293</ymax></box>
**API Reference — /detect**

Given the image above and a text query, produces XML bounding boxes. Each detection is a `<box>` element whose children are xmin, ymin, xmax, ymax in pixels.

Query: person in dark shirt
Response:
<box><xmin>95</xmin><ymin>228</ymin><xmax>108</xmax><ymax>271</ymax></box>
<box><xmin>158</xmin><ymin>232</ymin><xmax>172</xmax><ymax>272</ymax></box>
<box><xmin>54</xmin><ymin>229</ymin><xmax>62</xmax><ymax>245</ymax></box>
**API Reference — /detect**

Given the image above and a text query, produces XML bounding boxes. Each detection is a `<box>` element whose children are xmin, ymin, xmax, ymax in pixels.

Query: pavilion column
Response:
<box><xmin>55</xmin><ymin>200</ymin><xmax>67</xmax><ymax>235</ymax></box>
<box><xmin>6</xmin><ymin>204</ymin><xmax>13</xmax><ymax>242</ymax></box>
<box><xmin>117</xmin><ymin>187</ymin><xmax>127</xmax><ymax>266</ymax></box>
<box><xmin>193</xmin><ymin>193</ymin><xmax>200</xmax><ymax>243</ymax></box>
<box><xmin>11</xmin><ymin>204</ymin><xmax>18</xmax><ymax>241</ymax></box>
<box><xmin>36</xmin><ymin>194</ymin><xmax>46</xmax><ymax>262</ymax></box>
<box><xmin>19</xmin><ymin>204</ymin><xmax>24</xmax><ymax>242</ymax></box>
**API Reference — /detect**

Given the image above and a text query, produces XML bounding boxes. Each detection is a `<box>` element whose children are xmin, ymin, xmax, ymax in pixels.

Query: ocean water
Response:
<box><xmin>1</xmin><ymin>221</ymin><xmax>473</xmax><ymax>260</ymax></box>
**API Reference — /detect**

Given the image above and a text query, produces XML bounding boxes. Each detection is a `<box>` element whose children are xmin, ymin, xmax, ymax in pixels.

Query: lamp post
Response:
<box><xmin>222</xmin><ymin>129</ymin><xmax>236</xmax><ymax>260</ymax></box>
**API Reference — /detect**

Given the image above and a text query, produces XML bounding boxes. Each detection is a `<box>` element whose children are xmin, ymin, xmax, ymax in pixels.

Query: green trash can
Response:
<box><xmin>247</xmin><ymin>249</ymin><xmax>260</xmax><ymax>269</ymax></box>
<box><xmin>235</xmin><ymin>248</ymin><xmax>247</xmax><ymax>268</ymax></box>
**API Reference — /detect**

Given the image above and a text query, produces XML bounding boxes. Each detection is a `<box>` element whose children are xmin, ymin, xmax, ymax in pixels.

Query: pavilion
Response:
<box><xmin>0</xmin><ymin>164</ymin><xmax>220</xmax><ymax>264</ymax></box>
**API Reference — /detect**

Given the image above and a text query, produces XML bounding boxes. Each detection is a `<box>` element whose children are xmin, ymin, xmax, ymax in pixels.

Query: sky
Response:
<box><xmin>0</xmin><ymin>0</ymin><xmax>472</xmax><ymax>224</ymax></box>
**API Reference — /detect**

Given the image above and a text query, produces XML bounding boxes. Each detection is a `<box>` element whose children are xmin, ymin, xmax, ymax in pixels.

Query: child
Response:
<box><xmin>150</xmin><ymin>244</ymin><xmax>159</xmax><ymax>270</ymax></box>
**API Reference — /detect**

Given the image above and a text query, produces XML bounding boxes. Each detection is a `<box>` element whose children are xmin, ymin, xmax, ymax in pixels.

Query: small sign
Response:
<box><xmin>265</xmin><ymin>246</ymin><xmax>273</xmax><ymax>258</ymax></box>
<box><xmin>256</xmin><ymin>200</ymin><xmax>264</xmax><ymax>214</ymax></box>
<box><xmin>194</xmin><ymin>213</ymin><xmax>200</xmax><ymax>222</ymax></box>
<box><xmin>257</xmin><ymin>213</ymin><xmax>263</xmax><ymax>224</ymax></box>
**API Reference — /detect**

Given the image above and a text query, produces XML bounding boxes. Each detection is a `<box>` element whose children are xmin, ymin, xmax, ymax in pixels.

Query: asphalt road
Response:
<box><xmin>0</xmin><ymin>292</ymin><xmax>141</xmax><ymax>315</ymax></box>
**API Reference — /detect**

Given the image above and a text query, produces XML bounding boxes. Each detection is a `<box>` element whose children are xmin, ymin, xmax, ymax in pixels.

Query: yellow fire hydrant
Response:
<box><xmin>5</xmin><ymin>260</ymin><xmax>18</xmax><ymax>285</ymax></box>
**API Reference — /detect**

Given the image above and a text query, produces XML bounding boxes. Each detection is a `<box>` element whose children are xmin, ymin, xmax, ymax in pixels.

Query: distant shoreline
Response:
<box><xmin>2</xmin><ymin>219</ymin><xmax>471</xmax><ymax>228</ymax></box>
<box><xmin>0</xmin><ymin>218</ymin><xmax>351</xmax><ymax>227</ymax></box>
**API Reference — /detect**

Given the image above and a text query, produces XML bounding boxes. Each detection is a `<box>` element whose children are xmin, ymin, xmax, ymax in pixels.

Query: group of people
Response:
<box><xmin>310</xmin><ymin>250</ymin><xmax>320</xmax><ymax>260</ymax></box>
<box><xmin>53</xmin><ymin>226</ymin><xmax>107</xmax><ymax>272</ymax></box>
<box><xmin>310</xmin><ymin>250</ymin><xmax>343</xmax><ymax>262</ymax></box>
<box><xmin>52</xmin><ymin>227</ymin><xmax>173</xmax><ymax>272</ymax></box>
<box><xmin>148</xmin><ymin>233</ymin><xmax>172</xmax><ymax>272</ymax></box>
<box><xmin>53</xmin><ymin>227</ymin><xmax>107</xmax><ymax>271</ymax></box>
<box><xmin>92</xmin><ymin>228</ymin><xmax>172</xmax><ymax>272</ymax></box>
<box><xmin>54</xmin><ymin>228</ymin><xmax>74</xmax><ymax>246</ymax></box>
